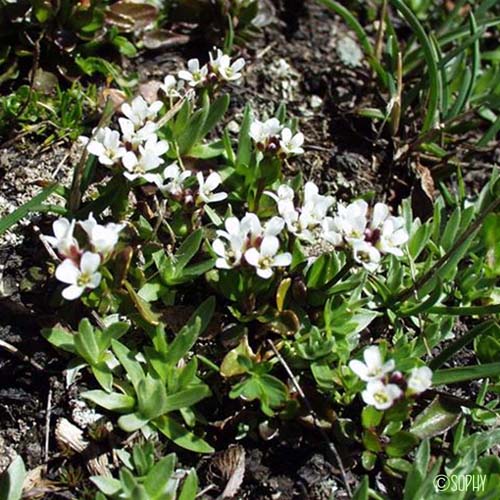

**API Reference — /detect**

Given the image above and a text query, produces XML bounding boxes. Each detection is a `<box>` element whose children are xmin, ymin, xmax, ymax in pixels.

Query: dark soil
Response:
<box><xmin>0</xmin><ymin>1</ymin><xmax>497</xmax><ymax>498</ymax></box>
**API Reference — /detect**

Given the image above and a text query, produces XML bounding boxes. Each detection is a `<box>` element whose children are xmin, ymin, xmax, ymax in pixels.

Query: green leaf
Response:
<box><xmin>0</xmin><ymin>183</ymin><xmax>60</xmax><ymax>236</ymax></box>
<box><xmin>163</xmin><ymin>386</ymin><xmax>211</xmax><ymax>412</ymax></box>
<box><xmin>144</xmin><ymin>454</ymin><xmax>176</xmax><ymax>498</ymax></box>
<box><xmin>124</xmin><ymin>281</ymin><xmax>161</xmax><ymax>325</ymax></box>
<box><xmin>430</xmin><ymin>320</ymin><xmax>498</xmax><ymax>370</ymax></box>
<box><xmin>137</xmin><ymin>375</ymin><xmax>168</xmax><ymax>420</ymax></box>
<box><xmin>41</xmin><ymin>327</ymin><xmax>75</xmax><ymax>354</ymax></box>
<box><xmin>403</xmin><ymin>439</ymin><xmax>430</xmax><ymax>500</ymax></box>
<box><xmin>103</xmin><ymin>322</ymin><xmax>130</xmax><ymax>345</ymax></box>
<box><xmin>236</xmin><ymin>103</ymin><xmax>252</xmax><ymax>169</ymax></box>
<box><xmin>410</xmin><ymin>396</ymin><xmax>462</xmax><ymax>439</ymax></box>
<box><xmin>361</xmin><ymin>406</ymin><xmax>383</xmax><ymax>428</ymax></box>
<box><xmin>386</xmin><ymin>431</ymin><xmax>420</xmax><ymax>458</ymax></box>
<box><xmin>352</xmin><ymin>476</ymin><xmax>369</xmax><ymax>500</ymax></box>
<box><xmin>165</xmin><ymin>297</ymin><xmax>215</xmax><ymax>366</ymax></box>
<box><xmin>178</xmin><ymin>469</ymin><xmax>199</xmax><ymax>500</ymax></box>
<box><xmin>91</xmin><ymin>362</ymin><xmax>113</xmax><ymax>392</ymax></box>
<box><xmin>0</xmin><ymin>455</ymin><xmax>26</xmax><ymax>500</ymax></box>
<box><xmin>82</xmin><ymin>390</ymin><xmax>135</xmax><ymax>413</ymax></box>
<box><xmin>74</xmin><ymin>319</ymin><xmax>99</xmax><ymax>364</ymax></box>
<box><xmin>118</xmin><ymin>412</ymin><xmax>150</xmax><ymax>432</ymax></box>
<box><xmin>90</xmin><ymin>476</ymin><xmax>122</xmax><ymax>496</ymax></box>
<box><xmin>398</xmin><ymin>279</ymin><xmax>442</xmax><ymax>316</ymax></box>
<box><xmin>390</xmin><ymin>0</ymin><xmax>441</xmax><ymax>131</ymax></box>
<box><xmin>199</xmin><ymin>94</ymin><xmax>230</xmax><ymax>139</ymax></box>
<box><xmin>433</xmin><ymin>362</ymin><xmax>500</xmax><ymax>385</ymax></box>
<box><xmin>177</xmin><ymin>93</ymin><xmax>210</xmax><ymax>155</ymax></box>
<box><xmin>173</xmin><ymin>229</ymin><xmax>203</xmax><ymax>272</ymax></box>
<box><xmin>154</xmin><ymin>415</ymin><xmax>214</xmax><ymax>453</ymax></box>
<box><xmin>111</xmin><ymin>340</ymin><xmax>145</xmax><ymax>392</ymax></box>
<box><xmin>408</xmin><ymin>223</ymin><xmax>431</xmax><ymax>260</ymax></box>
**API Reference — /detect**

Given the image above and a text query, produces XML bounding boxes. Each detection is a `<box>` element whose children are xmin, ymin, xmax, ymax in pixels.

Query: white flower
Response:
<box><xmin>369</xmin><ymin>203</ymin><xmax>409</xmax><ymax>257</ymax></box>
<box><xmin>361</xmin><ymin>380</ymin><xmax>402</xmax><ymax>410</ymax></box>
<box><xmin>321</xmin><ymin>217</ymin><xmax>343</xmax><ymax>246</ymax></box>
<box><xmin>121</xmin><ymin>96</ymin><xmax>163</xmax><ymax>128</ymax></box>
<box><xmin>79</xmin><ymin>213</ymin><xmax>125</xmax><ymax>255</ymax></box>
<box><xmin>160</xmin><ymin>74</ymin><xmax>184</xmax><ymax>98</ymax></box>
<box><xmin>279</xmin><ymin>127</ymin><xmax>304</xmax><ymax>156</ymax></box>
<box><xmin>119</xmin><ymin>119</ymin><xmax>157</xmax><ymax>146</ymax></box>
<box><xmin>122</xmin><ymin>135</ymin><xmax>169</xmax><ymax>181</ymax></box>
<box><xmin>288</xmin><ymin>182</ymin><xmax>334</xmax><ymax>242</ymax></box>
<box><xmin>249</xmin><ymin>118</ymin><xmax>282</xmax><ymax>144</ymax></box>
<box><xmin>45</xmin><ymin>218</ymin><xmax>79</xmax><ymax>258</ymax></box>
<box><xmin>178</xmin><ymin>59</ymin><xmax>208</xmax><ymax>87</ymax></box>
<box><xmin>351</xmin><ymin>239</ymin><xmax>381</xmax><ymax>272</ymax></box>
<box><xmin>333</xmin><ymin>199</ymin><xmax>368</xmax><ymax>241</ymax></box>
<box><xmin>196</xmin><ymin>172</ymin><xmax>227</xmax><ymax>204</ymax></box>
<box><xmin>87</xmin><ymin>128</ymin><xmax>126</xmax><ymax>166</ymax></box>
<box><xmin>302</xmin><ymin>182</ymin><xmax>334</xmax><ymax>217</ymax></box>
<box><xmin>265</xmin><ymin>184</ymin><xmax>296</xmax><ymax>215</ymax></box>
<box><xmin>210</xmin><ymin>48</ymin><xmax>245</xmax><ymax>82</ymax></box>
<box><xmin>407</xmin><ymin>366</ymin><xmax>433</xmax><ymax>395</ymax></box>
<box><xmin>147</xmin><ymin>163</ymin><xmax>191</xmax><ymax>196</ymax></box>
<box><xmin>217</xmin><ymin>213</ymin><xmax>285</xmax><ymax>247</ymax></box>
<box><xmin>55</xmin><ymin>252</ymin><xmax>102</xmax><ymax>301</ymax></box>
<box><xmin>244</xmin><ymin>236</ymin><xmax>292</xmax><ymax>279</ymax></box>
<box><xmin>213</xmin><ymin>235</ymin><xmax>245</xmax><ymax>270</ymax></box>
<box><xmin>348</xmin><ymin>345</ymin><xmax>395</xmax><ymax>382</ymax></box>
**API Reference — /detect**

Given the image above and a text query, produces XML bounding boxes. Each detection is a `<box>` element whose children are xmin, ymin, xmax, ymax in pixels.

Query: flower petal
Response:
<box><xmin>55</xmin><ymin>259</ymin><xmax>80</xmax><ymax>285</ymax></box>
<box><xmin>62</xmin><ymin>284</ymin><xmax>84</xmax><ymax>301</ymax></box>
<box><xmin>80</xmin><ymin>252</ymin><xmax>101</xmax><ymax>274</ymax></box>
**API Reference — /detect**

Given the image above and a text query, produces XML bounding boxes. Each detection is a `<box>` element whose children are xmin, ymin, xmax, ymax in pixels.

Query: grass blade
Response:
<box><xmin>316</xmin><ymin>0</ymin><xmax>388</xmax><ymax>87</ymax></box>
<box><xmin>390</xmin><ymin>0</ymin><xmax>441</xmax><ymax>131</ymax></box>
<box><xmin>434</xmin><ymin>362</ymin><xmax>500</xmax><ymax>385</ymax></box>
<box><xmin>0</xmin><ymin>183</ymin><xmax>61</xmax><ymax>236</ymax></box>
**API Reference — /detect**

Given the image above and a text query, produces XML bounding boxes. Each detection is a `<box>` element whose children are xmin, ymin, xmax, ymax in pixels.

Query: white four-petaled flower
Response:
<box><xmin>121</xmin><ymin>96</ymin><xmax>163</xmax><ymax>128</ymax></box>
<box><xmin>147</xmin><ymin>162</ymin><xmax>192</xmax><ymax>197</ymax></box>
<box><xmin>79</xmin><ymin>213</ymin><xmax>125</xmax><ymax>256</ymax></box>
<box><xmin>407</xmin><ymin>366</ymin><xmax>433</xmax><ymax>395</ymax></box>
<box><xmin>87</xmin><ymin>128</ymin><xmax>126</xmax><ymax>166</ymax></box>
<box><xmin>55</xmin><ymin>252</ymin><xmax>102</xmax><ymax>301</ymax></box>
<box><xmin>279</xmin><ymin>127</ymin><xmax>304</xmax><ymax>156</ymax></box>
<box><xmin>244</xmin><ymin>236</ymin><xmax>292</xmax><ymax>279</ymax></box>
<box><xmin>249</xmin><ymin>118</ymin><xmax>282</xmax><ymax>145</ymax></box>
<box><xmin>122</xmin><ymin>135</ymin><xmax>169</xmax><ymax>181</ymax></box>
<box><xmin>178</xmin><ymin>58</ymin><xmax>209</xmax><ymax>87</ymax></box>
<box><xmin>348</xmin><ymin>345</ymin><xmax>395</xmax><ymax>382</ymax></box>
<box><xmin>160</xmin><ymin>74</ymin><xmax>185</xmax><ymax>98</ymax></box>
<box><xmin>196</xmin><ymin>172</ymin><xmax>227</xmax><ymax>204</ymax></box>
<box><xmin>45</xmin><ymin>218</ymin><xmax>79</xmax><ymax>258</ymax></box>
<box><xmin>361</xmin><ymin>380</ymin><xmax>403</xmax><ymax>410</ymax></box>
<box><xmin>210</xmin><ymin>49</ymin><xmax>246</xmax><ymax>82</ymax></box>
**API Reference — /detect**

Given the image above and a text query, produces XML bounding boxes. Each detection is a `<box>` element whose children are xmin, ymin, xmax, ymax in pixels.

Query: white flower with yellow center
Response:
<box><xmin>349</xmin><ymin>345</ymin><xmax>395</xmax><ymax>382</ymax></box>
<box><xmin>55</xmin><ymin>252</ymin><xmax>102</xmax><ymax>301</ymax></box>
<box><xmin>244</xmin><ymin>236</ymin><xmax>292</xmax><ymax>279</ymax></box>
<box><xmin>361</xmin><ymin>380</ymin><xmax>402</xmax><ymax>410</ymax></box>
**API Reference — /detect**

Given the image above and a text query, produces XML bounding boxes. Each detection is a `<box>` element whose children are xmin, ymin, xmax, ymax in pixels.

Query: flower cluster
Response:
<box><xmin>349</xmin><ymin>345</ymin><xmax>432</xmax><ymax>410</ymax></box>
<box><xmin>266</xmin><ymin>182</ymin><xmax>409</xmax><ymax>271</ymax></box>
<box><xmin>163</xmin><ymin>48</ymin><xmax>245</xmax><ymax>92</ymax></box>
<box><xmin>84</xmin><ymin>96</ymin><xmax>227</xmax><ymax>206</ymax></box>
<box><xmin>212</xmin><ymin>213</ymin><xmax>292</xmax><ymax>279</ymax></box>
<box><xmin>249</xmin><ymin>117</ymin><xmax>304</xmax><ymax>157</ymax></box>
<box><xmin>85</xmin><ymin>95</ymin><xmax>167</xmax><ymax>182</ymax></box>
<box><xmin>45</xmin><ymin>214</ymin><xmax>124</xmax><ymax>300</ymax></box>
